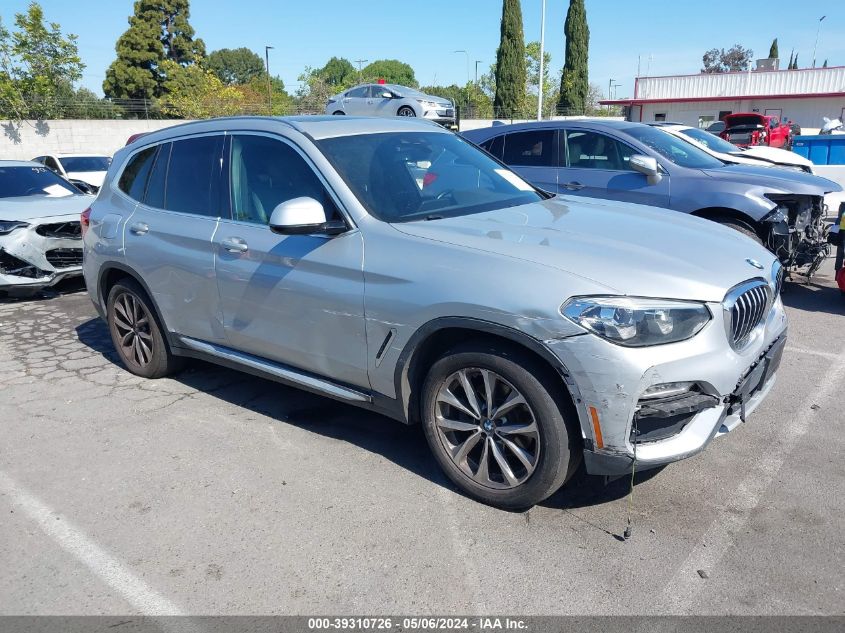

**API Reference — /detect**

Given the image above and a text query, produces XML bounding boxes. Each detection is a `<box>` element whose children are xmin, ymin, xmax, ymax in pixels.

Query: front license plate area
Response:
<box><xmin>732</xmin><ymin>335</ymin><xmax>787</xmax><ymax>421</ymax></box>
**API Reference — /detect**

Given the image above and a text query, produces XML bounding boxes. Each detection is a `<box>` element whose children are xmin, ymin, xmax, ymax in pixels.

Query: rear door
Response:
<box><xmin>342</xmin><ymin>86</ymin><xmax>370</xmax><ymax>115</ymax></box>
<box><xmin>213</xmin><ymin>132</ymin><xmax>368</xmax><ymax>388</ymax></box>
<box><xmin>122</xmin><ymin>134</ymin><xmax>226</xmax><ymax>343</ymax></box>
<box><xmin>500</xmin><ymin>129</ymin><xmax>558</xmax><ymax>193</ymax></box>
<box><xmin>558</xmin><ymin>129</ymin><xmax>671</xmax><ymax>208</ymax></box>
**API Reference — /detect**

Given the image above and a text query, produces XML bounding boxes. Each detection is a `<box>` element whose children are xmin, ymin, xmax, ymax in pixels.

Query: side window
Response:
<box><xmin>565</xmin><ymin>131</ymin><xmax>636</xmax><ymax>171</ymax></box>
<box><xmin>502</xmin><ymin>130</ymin><xmax>556</xmax><ymax>167</ymax></box>
<box><xmin>164</xmin><ymin>136</ymin><xmax>223</xmax><ymax>216</ymax></box>
<box><xmin>118</xmin><ymin>146</ymin><xmax>157</xmax><ymax>201</ymax></box>
<box><xmin>348</xmin><ymin>86</ymin><xmax>368</xmax><ymax>98</ymax></box>
<box><xmin>229</xmin><ymin>135</ymin><xmax>337</xmax><ymax>225</ymax></box>
<box><xmin>144</xmin><ymin>143</ymin><xmax>170</xmax><ymax>208</ymax></box>
<box><xmin>479</xmin><ymin>135</ymin><xmax>505</xmax><ymax>160</ymax></box>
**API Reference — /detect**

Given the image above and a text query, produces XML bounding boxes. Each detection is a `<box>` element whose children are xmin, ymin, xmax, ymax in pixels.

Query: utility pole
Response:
<box><xmin>812</xmin><ymin>15</ymin><xmax>826</xmax><ymax>68</ymax></box>
<box><xmin>354</xmin><ymin>59</ymin><xmax>368</xmax><ymax>81</ymax></box>
<box><xmin>475</xmin><ymin>60</ymin><xmax>482</xmax><ymax>86</ymax></box>
<box><xmin>537</xmin><ymin>0</ymin><xmax>546</xmax><ymax>120</ymax></box>
<box><xmin>608</xmin><ymin>78</ymin><xmax>613</xmax><ymax>113</ymax></box>
<box><xmin>265</xmin><ymin>45</ymin><xmax>274</xmax><ymax>114</ymax></box>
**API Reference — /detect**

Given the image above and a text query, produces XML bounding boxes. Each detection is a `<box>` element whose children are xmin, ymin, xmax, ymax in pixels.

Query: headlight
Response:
<box><xmin>562</xmin><ymin>297</ymin><xmax>711</xmax><ymax>347</ymax></box>
<box><xmin>416</xmin><ymin>99</ymin><xmax>438</xmax><ymax>108</ymax></box>
<box><xmin>0</xmin><ymin>220</ymin><xmax>29</xmax><ymax>235</ymax></box>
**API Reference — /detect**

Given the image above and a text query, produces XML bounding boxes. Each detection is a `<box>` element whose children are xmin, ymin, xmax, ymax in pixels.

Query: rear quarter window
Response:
<box><xmin>118</xmin><ymin>146</ymin><xmax>157</xmax><ymax>201</ymax></box>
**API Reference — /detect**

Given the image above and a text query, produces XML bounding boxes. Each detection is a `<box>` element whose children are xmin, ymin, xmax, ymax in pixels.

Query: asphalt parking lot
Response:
<box><xmin>0</xmin><ymin>261</ymin><xmax>843</xmax><ymax>616</ymax></box>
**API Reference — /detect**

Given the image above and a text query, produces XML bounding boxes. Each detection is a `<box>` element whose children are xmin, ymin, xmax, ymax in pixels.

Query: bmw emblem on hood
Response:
<box><xmin>746</xmin><ymin>258</ymin><xmax>765</xmax><ymax>270</ymax></box>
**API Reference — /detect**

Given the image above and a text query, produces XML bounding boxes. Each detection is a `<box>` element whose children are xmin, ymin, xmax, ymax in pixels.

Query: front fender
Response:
<box><xmin>674</xmin><ymin>186</ymin><xmax>778</xmax><ymax>222</ymax></box>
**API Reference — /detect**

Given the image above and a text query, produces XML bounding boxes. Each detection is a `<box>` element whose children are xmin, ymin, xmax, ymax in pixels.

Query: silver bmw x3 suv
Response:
<box><xmin>83</xmin><ymin>116</ymin><xmax>787</xmax><ymax>509</ymax></box>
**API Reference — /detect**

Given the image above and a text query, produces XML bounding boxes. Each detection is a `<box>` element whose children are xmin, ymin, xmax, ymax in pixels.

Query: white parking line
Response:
<box><xmin>657</xmin><ymin>348</ymin><xmax>845</xmax><ymax>613</ymax></box>
<box><xmin>0</xmin><ymin>470</ymin><xmax>186</xmax><ymax>616</ymax></box>
<box><xmin>785</xmin><ymin>346</ymin><xmax>840</xmax><ymax>360</ymax></box>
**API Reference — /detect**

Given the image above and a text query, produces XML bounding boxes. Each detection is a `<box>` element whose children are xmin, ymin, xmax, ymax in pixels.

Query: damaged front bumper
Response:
<box><xmin>548</xmin><ymin>296</ymin><xmax>788</xmax><ymax>476</ymax></box>
<box><xmin>0</xmin><ymin>215</ymin><xmax>83</xmax><ymax>294</ymax></box>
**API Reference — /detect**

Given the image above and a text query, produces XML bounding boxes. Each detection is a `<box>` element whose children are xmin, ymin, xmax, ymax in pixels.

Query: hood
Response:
<box><xmin>0</xmin><ymin>194</ymin><xmax>93</xmax><ymax>222</ymax></box>
<box><xmin>391</xmin><ymin>197</ymin><xmax>777</xmax><ymax>303</ymax></box>
<box><xmin>724</xmin><ymin>114</ymin><xmax>766</xmax><ymax>128</ymax></box>
<box><xmin>65</xmin><ymin>171</ymin><xmax>106</xmax><ymax>188</ymax></box>
<box><xmin>700</xmin><ymin>164</ymin><xmax>840</xmax><ymax>194</ymax></box>
<box><xmin>735</xmin><ymin>146</ymin><xmax>813</xmax><ymax>169</ymax></box>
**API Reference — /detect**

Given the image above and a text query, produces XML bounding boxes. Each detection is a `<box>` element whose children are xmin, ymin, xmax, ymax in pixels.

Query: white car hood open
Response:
<box><xmin>391</xmin><ymin>196</ymin><xmax>777</xmax><ymax>303</ymax></box>
<box><xmin>732</xmin><ymin>146</ymin><xmax>814</xmax><ymax>171</ymax></box>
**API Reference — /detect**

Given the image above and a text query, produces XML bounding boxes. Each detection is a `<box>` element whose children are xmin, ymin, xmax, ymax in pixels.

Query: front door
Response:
<box><xmin>558</xmin><ymin>129</ymin><xmax>671</xmax><ymax>208</ymax></box>
<box><xmin>213</xmin><ymin>133</ymin><xmax>368</xmax><ymax>388</ymax></box>
<box><xmin>122</xmin><ymin>135</ymin><xmax>226</xmax><ymax>343</ymax></box>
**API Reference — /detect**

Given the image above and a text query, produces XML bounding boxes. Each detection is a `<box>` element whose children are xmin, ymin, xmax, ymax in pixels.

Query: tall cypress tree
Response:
<box><xmin>103</xmin><ymin>0</ymin><xmax>205</xmax><ymax>99</ymax></box>
<box><xmin>557</xmin><ymin>0</ymin><xmax>589</xmax><ymax>115</ymax></box>
<box><xmin>493</xmin><ymin>0</ymin><xmax>526</xmax><ymax>118</ymax></box>
<box><xmin>768</xmin><ymin>38</ymin><xmax>779</xmax><ymax>59</ymax></box>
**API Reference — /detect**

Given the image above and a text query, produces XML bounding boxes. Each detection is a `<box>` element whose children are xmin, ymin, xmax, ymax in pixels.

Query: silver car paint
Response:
<box><xmin>462</xmin><ymin>120</ymin><xmax>840</xmax><ymax>222</ymax></box>
<box><xmin>84</xmin><ymin>116</ymin><xmax>787</xmax><ymax>475</ymax></box>
<box><xmin>326</xmin><ymin>84</ymin><xmax>454</xmax><ymax>124</ymax></box>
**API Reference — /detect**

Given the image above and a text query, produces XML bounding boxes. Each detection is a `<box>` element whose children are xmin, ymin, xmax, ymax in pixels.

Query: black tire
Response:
<box><xmin>332</xmin><ymin>111</ymin><xmax>345</xmax><ymax>115</ymax></box>
<box><xmin>106</xmin><ymin>278</ymin><xmax>182</xmax><ymax>379</ymax></box>
<box><xmin>421</xmin><ymin>342</ymin><xmax>579</xmax><ymax>509</ymax></box>
<box><xmin>397</xmin><ymin>106</ymin><xmax>416</xmax><ymax>118</ymax></box>
<box><xmin>715</xmin><ymin>217</ymin><xmax>763</xmax><ymax>245</ymax></box>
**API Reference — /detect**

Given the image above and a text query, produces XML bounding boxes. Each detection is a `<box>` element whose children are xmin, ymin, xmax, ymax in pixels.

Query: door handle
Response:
<box><xmin>220</xmin><ymin>237</ymin><xmax>248</xmax><ymax>253</ymax></box>
<box><xmin>563</xmin><ymin>182</ymin><xmax>585</xmax><ymax>191</ymax></box>
<box><xmin>129</xmin><ymin>222</ymin><xmax>149</xmax><ymax>235</ymax></box>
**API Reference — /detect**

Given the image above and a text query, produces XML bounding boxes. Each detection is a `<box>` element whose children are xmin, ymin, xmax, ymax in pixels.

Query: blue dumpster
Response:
<box><xmin>792</xmin><ymin>135</ymin><xmax>845</xmax><ymax>166</ymax></box>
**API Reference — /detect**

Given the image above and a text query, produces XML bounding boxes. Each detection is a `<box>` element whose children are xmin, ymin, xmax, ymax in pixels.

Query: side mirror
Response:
<box><xmin>381</xmin><ymin>92</ymin><xmax>393</xmax><ymax>99</ymax></box>
<box><xmin>629</xmin><ymin>154</ymin><xmax>663</xmax><ymax>185</ymax></box>
<box><xmin>268</xmin><ymin>197</ymin><xmax>346</xmax><ymax>236</ymax></box>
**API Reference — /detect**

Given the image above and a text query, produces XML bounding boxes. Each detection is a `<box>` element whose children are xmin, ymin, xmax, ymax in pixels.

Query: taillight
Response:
<box><xmin>423</xmin><ymin>172</ymin><xmax>439</xmax><ymax>188</ymax></box>
<box><xmin>81</xmin><ymin>207</ymin><xmax>91</xmax><ymax>236</ymax></box>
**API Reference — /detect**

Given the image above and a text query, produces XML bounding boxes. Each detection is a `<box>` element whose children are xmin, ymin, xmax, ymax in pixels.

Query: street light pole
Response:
<box><xmin>812</xmin><ymin>15</ymin><xmax>826</xmax><ymax>68</ymax></box>
<box><xmin>454</xmin><ymin>50</ymin><xmax>470</xmax><ymax>85</ymax></box>
<box><xmin>265</xmin><ymin>45</ymin><xmax>274</xmax><ymax>114</ymax></box>
<box><xmin>537</xmin><ymin>0</ymin><xmax>546</xmax><ymax>120</ymax></box>
<box><xmin>608</xmin><ymin>78</ymin><xmax>613</xmax><ymax>113</ymax></box>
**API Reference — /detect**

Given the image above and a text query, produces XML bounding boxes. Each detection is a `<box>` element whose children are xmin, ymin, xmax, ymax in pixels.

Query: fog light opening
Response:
<box><xmin>641</xmin><ymin>381</ymin><xmax>697</xmax><ymax>400</ymax></box>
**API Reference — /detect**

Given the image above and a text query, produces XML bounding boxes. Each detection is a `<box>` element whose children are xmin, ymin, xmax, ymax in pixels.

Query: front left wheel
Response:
<box><xmin>397</xmin><ymin>106</ymin><xmax>416</xmax><ymax>117</ymax></box>
<box><xmin>421</xmin><ymin>342</ymin><xmax>579</xmax><ymax>509</ymax></box>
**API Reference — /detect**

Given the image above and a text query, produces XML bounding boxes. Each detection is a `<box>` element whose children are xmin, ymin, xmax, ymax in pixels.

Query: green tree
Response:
<box><xmin>361</xmin><ymin>59</ymin><xmax>417</xmax><ymax>87</ymax></box>
<box><xmin>791</xmin><ymin>53</ymin><xmax>799</xmax><ymax>69</ymax></box>
<box><xmin>768</xmin><ymin>38</ymin><xmax>779</xmax><ymax>59</ymax></box>
<box><xmin>319</xmin><ymin>57</ymin><xmax>356</xmax><ymax>87</ymax></box>
<box><xmin>0</xmin><ymin>2</ymin><xmax>84</xmax><ymax>121</ymax></box>
<box><xmin>159</xmin><ymin>59</ymin><xmax>247</xmax><ymax>118</ymax></box>
<box><xmin>702</xmin><ymin>44</ymin><xmax>753</xmax><ymax>73</ymax></box>
<box><xmin>206</xmin><ymin>47</ymin><xmax>265</xmax><ymax>85</ymax></box>
<box><xmin>787</xmin><ymin>50</ymin><xmax>794</xmax><ymax>69</ymax></box>
<box><xmin>103</xmin><ymin>0</ymin><xmax>205</xmax><ymax>100</ymax></box>
<box><xmin>420</xmin><ymin>83</ymin><xmax>493</xmax><ymax>118</ymax></box>
<box><xmin>493</xmin><ymin>0</ymin><xmax>526</xmax><ymax>117</ymax></box>
<box><xmin>525</xmin><ymin>41</ymin><xmax>553</xmax><ymax>118</ymax></box>
<box><xmin>557</xmin><ymin>0</ymin><xmax>589</xmax><ymax>115</ymax></box>
<box><xmin>823</xmin><ymin>59</ymin><xmax>828</xmax><ymax>68</ymax></box>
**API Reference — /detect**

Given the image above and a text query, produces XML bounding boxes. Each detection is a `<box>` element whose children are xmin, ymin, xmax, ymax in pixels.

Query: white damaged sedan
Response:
<box><xmin>0</xmin><ymin>161</ymin><xmax>92</xmax><ymax>296</ymax></box>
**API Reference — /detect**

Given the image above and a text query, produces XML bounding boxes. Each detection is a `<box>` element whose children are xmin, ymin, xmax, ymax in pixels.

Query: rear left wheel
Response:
<box><xmin>106</xmin><ymin>279</ymin><xmax>182</xmax><ymax>379</ymax></box>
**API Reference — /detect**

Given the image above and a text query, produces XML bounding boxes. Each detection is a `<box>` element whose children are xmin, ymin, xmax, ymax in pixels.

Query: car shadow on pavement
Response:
<box><xmin>75</xmin><ymin>316</ymin><xmax>663</xmax><ymax>515</ymax></box>
<box><xmin>0</xmin><ymin>276</ymin><xmax>87</xmax><ymax>303</ymax></box>
<box><xmin>781</xmin><ymin>276</ymin><xmax>845</xmax><ymax>315</ymax></box>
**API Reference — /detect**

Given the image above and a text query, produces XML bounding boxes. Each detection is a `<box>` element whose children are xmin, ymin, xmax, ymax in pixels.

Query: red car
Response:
<box><xmin>720</xmin><ymin>113</ymin><xmax>792</xmax><ymax>149</ymax></box>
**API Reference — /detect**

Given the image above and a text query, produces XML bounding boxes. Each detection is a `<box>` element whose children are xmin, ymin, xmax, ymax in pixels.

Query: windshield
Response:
<box><xmin>0</xmin><ymin>166</ymin><xmax>79</xmax><ymax>198</ymax></box>
<box><xmin>59</xmin><ymin>156</ymin><xmax>110</xmax><ymax>172</ymax></box>
<box><xmin>679</xmin><ymin>127</ymin><xmax>742</xmax><ymax>154</ymax></box>
<box><xmin>316</xmin><ymin>132</ymin><xmax>544</xmax><ymax>223</ymax></box>
<box><xmin>625</xmin><ymin>126</ymin><xmax>725</xmax><ymax>169</ymax></box>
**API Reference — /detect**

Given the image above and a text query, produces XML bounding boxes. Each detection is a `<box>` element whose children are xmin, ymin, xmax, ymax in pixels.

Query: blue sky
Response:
<box><xmin>1</xmin><ymin>0</ymin><xmax>837</xmax><ymax>98</ymax></box>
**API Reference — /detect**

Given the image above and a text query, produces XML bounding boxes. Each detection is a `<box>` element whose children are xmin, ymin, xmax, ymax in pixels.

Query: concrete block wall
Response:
<box><xmin>0</xmin><ymin>119</ymin><xmax>195</xmax><ymax>160</ymax></box>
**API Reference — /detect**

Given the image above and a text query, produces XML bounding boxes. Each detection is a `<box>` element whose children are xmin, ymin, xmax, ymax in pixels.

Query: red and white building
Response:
<box><xmin>602</xmin><ymin>66</ymin><xmax>845</xmax><ymax>130</ymax></box>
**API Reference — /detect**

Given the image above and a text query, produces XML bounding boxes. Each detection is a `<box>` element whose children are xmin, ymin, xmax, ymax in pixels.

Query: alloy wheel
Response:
<box><xmin>434</xmin><ymin>368</ymin><xmax>540</xmax><ymax>490</ymax></box>
<box><xmin>112</xmin><ymin>292</ymin><xmax>154</xmax><ymax>368</ymax></box>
